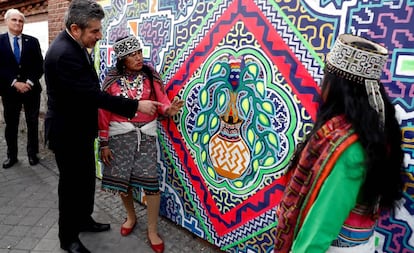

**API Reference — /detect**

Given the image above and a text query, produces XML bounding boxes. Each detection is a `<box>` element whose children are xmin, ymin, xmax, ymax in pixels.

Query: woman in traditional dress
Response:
<box><xmin>274</xmin><ymin>34</ymin><xmax>404</xmax><ymax>253</ymax></box>
<box><xmin>98</xmin><ymin>35</ymin><xmax>183</xmax><ymax>253</ymax></box>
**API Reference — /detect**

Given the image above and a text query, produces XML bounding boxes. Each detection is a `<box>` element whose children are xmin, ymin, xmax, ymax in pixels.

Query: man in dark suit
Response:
<box><xmin>44</xmin><ymin>1</ymin><xmax>160</xmax><ymax>253</ymax></box>
<box><xmin>0</xmin><ymin>8</ymin><xmax>44</xmax><ymax>168</ymax></box>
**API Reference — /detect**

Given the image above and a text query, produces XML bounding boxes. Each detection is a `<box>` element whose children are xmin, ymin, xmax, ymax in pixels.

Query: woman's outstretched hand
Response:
<box><xmin>166</xmin><ymin>97</ymin><xmax>184</xmax><ymax>116</ymax></box>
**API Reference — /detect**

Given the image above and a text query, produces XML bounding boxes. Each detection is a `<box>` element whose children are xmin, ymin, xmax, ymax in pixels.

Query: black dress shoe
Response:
<box><xmin>28</xmin><ymin>155</ymin><xmax>39</xmax><ymax>166</ymax></box>
<box><xmin>3</xmin><ymin>158</ymin><xmax>18</xmax><ymax>169</ymax></box>
<box><xmin>61</xmin><ymin>240</ymin><xmax>91</xmax><ymax>253</ymax></box>
<box><xmin>80</xmin><ymin>221</ymin><xmax>111</xmax><ymax>232</ymax></box>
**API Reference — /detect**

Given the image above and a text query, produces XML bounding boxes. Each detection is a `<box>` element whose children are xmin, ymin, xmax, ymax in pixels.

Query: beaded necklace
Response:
<box><xmin>119</xmin><ymin>74</ymin><xmax>144</xmax><ymax>100</ymax></box>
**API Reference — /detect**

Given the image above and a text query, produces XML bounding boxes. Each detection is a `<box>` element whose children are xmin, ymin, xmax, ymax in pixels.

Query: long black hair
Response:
<box><xmin>291</xmin><ymin>45</ymin><xmax>404</xmax><ymax>210</ymax></box>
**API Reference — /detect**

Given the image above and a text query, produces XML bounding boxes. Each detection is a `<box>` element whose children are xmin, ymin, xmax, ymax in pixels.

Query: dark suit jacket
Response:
<box><xmin>0</xmin><ymin>32</ymin><xmax>44</xmax><ymax>96</ymax></box>
<box><xmin>44</xmin><ymin>30</ymin><xmax>138</xmax><ymax>150</ymax></box>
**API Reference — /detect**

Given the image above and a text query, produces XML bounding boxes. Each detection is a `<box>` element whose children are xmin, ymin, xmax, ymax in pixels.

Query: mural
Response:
<box><xmin>95</xmin><ymin>0</ymin><xmax>414</xmax><ymax>252</ymax></box>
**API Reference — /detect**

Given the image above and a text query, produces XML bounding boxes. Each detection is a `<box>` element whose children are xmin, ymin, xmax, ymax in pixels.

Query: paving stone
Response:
<box><xmin>0</xmin><ymin>206</ymin><xmax>18</xmax><ymax>216</ymax></box>
<box><xmin>0</xmin><ymin>235</ymin><xmax>21</xmax><ymax>249</ymax></box>
<box><xmin>0</xmin><ymin>224</ymin><xmax>13</xmax><ymax>237</ymax></box>
<box><xmin>7</xmin><ymin>250</ymin><xmax>30</xmax><ymax>253</ymax></box>
<box><xmin>2</xmin><ymin>215</ymin><xmax>22</xmax><ymax>226</ymax></box>
<box><xmin>0</xmin><ymin>215</ymin><xmax>5</xmax><ymax>224</ymax></box>
<box><xmin>15</xmin><ymin>237</ymin><xmax>41</xmax><ymax>250</ymax></box>
<box><xmin>41</xmin><ymin>225</ymin><xmax>58</xmax><ymax>240</ymax></box>
<box><xmin>36</xmin><ymin>215</ymin><xmax>58</xmax><ymax>229</ymax></box>
<box><xmin>32</xmin><ymin>238</ymin><xmax>59</xmax><ymax>251</ymax></box>
<box><xmin>0</xmin><ymin>124</ymin><xmax>225</xmax><ymax>253</ymax></box>
<box><xmin>7</xmin><ymin>225</ymin><xmax>30</xmax><ymax>237</ymax></box>
<box><xmin>26</xmin><ymin>225</ymin><xmax>50</xmax><ymax>239</ymax></box>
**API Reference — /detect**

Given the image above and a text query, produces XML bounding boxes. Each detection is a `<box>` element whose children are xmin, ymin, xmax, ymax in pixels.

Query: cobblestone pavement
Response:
<box><xmin>0</xmin><ymin>123</ymin><xmax>224</xmax><ymax>253</ymax></box>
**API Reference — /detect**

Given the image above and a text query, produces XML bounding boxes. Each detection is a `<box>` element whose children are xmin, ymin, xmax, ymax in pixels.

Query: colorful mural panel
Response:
<box><xmin>96</xmin><ymin>0</ymin><xmax>414</xmax><ymax>252</ymax></box>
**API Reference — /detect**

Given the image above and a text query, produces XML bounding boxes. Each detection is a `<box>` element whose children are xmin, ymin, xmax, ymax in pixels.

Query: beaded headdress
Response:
<box><xmin>113</xmin><ymin>36</ymin><xmax>141</xmax><ymax>59</ymax></box>
<box><xmin>326</xmin><ymin>34</ymin><xmax>388</xmax><ymax>128</ymax></box>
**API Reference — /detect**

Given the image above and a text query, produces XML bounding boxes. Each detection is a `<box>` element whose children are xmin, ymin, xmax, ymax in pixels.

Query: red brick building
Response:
<box><xmin>0</xmin><ymin>0</ymin><xmax>69</xmax><ymax>43</ymax></box>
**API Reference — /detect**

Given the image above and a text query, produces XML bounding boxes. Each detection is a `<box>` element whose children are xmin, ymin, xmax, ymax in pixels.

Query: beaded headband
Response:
<box><xmin>326</xmin><ymin>34</ymin><xmax>388</xmax><ymax>128</ymax></box>
<box><xmin>326</xmin><ymin>34</ymin><xmax>388</xmax><ymax>84</ymax></box>
<box><xmin>113</xmin><ymin>36</ymin><xmax>141</xmax><ymax>59</ymax></box>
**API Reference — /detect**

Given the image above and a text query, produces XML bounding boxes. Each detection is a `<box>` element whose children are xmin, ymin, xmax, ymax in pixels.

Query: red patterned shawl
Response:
<box><xmin>274</xmin><ymin>115</ymin><xmax>358</xmax><ymax>252</ymax></box>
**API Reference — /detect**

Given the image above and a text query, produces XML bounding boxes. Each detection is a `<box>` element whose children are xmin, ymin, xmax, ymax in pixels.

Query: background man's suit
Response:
<box><xmin>0</xmin><ymin>32</ymin><xmax>44</xmax><ymax>165</ymax></box>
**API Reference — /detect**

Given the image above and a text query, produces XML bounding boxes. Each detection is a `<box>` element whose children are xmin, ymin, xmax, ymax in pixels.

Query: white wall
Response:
<box><xmin>1</xmin><ymin>20</ymin><xmax>49</xmax><ymax>57</ymax></box>
<box><xmin>22</xmin><ymin>21</ymin><xmax>49</xmax><ymax>57</ymax></box>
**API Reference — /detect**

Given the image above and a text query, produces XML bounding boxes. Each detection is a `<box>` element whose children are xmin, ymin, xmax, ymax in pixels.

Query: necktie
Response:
<box><xmin>84</xmin><ymin>48</ymin><xmax>91</xmax><ymax>65</ymax></box>
<box><xmin>13</xmin><ymin>36</ymin><xmax>20</xmax><ymax>63</ymax></box>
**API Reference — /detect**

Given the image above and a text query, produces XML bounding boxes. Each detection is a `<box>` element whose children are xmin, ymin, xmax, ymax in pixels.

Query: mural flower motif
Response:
<box><xmin>191</xmin><ymin>54</ymin><xmax>280</xmax><ymax>188</ymax></box>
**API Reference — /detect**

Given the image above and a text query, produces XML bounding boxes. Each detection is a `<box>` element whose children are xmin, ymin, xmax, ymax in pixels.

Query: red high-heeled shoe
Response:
<box><xmin>147</xmin><ymin>232</ymin><xmax>164</xmax><ymax>253</ymax></box>
<box><xmin>120</xmin><ymin>219</ymin><xmax>136</xmax><ymax>236</ymax></box>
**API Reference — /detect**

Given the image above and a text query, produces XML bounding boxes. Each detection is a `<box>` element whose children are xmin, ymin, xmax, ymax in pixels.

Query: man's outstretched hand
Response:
<box><xmin>138</xmin><ymin>100</ymin><xmax>163</xmax><ymax>115</ymax></box>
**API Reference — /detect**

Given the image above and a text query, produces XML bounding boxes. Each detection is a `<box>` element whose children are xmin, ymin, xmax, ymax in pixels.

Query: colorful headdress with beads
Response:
<box><xmin>326</xmin><ymin>34</ymin><xmax>388</xmax><ymax>128</ymax></box>
<box><xmin>113</xmin><ymin>36</ymin><xmax>141</xmax><ymax>59</ymax></box>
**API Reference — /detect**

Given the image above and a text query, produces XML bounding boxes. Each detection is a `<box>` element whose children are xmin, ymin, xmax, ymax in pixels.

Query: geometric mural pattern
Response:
<box><xmin>95</xmin><ymin>0</ymin><xmax>414</xmax><ymax>252</ymax></box>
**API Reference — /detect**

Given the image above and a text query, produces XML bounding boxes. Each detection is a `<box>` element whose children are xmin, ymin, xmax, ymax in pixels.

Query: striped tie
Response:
<box><xmin>13</xmin><ymin>36</ymin><xmax>20</xmax><ymax>63</ymax></box>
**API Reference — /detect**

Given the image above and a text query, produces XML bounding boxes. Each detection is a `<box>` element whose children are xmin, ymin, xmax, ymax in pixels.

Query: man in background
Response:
<box><xmin>0</xmin><ymin>8</ymin><xmax>44</xmax><ymax>169</ymax></box>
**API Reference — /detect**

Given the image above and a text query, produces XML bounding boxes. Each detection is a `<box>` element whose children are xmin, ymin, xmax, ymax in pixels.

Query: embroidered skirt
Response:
<box><xmin>101</xmin><ymin>128</ymin><xmax>159</xmax><ymax>194</ymax></box>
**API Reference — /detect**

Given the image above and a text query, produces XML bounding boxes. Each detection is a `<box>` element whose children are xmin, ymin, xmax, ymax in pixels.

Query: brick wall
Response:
<box><xmin>47</xmin><ymin>0</ymin><xmax>70</xmax><ymax>43</ymax></box>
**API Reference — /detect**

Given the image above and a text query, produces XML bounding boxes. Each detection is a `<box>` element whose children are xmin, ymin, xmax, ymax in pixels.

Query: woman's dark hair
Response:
<box><xmin>320</xmin><ymin>72</ymin><xmax>403</xmax><ymax>209</ymax></box>
<box><xmin>291</xmin><ymin>42</ymin><xmax>404</xmax><ymax>210</ymax></box>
